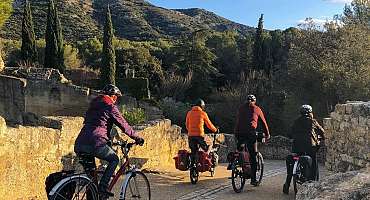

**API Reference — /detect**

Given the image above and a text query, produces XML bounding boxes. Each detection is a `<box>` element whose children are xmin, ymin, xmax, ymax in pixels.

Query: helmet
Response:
<box><xmin>247</xmin><ymin>94</ymin><xmax>256</xmax><ymax>102</ymax></box>
<box><xmin>300</xmin><ymin>104</ymin><xmax>313</xmax><ymax>115</ymax></box>
<box><xmin>102</xmin><ymin>84</ymin><xmax>122</xmax><ymax>97</ymax></box>
<box><xmin>194</xmin><ymin>98</ymin><xmax>205</xmax><ymax>109</ymax></box>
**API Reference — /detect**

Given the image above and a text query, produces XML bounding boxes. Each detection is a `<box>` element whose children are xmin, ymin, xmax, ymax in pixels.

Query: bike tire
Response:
<box><xmin>123</xmin><ymin>171</ymin><xmax>151</xmax><ymax>200</ymax></box>
<box><xmin>50</xmin><ymin>175</ymin><xmax>98</xmax><ymax>200</ymax></box>
<box><xmin>231</xmin><ymin>163</ymin><xmax>245</xmax><ymax>193</ymax></box>
<box><xmin>293</xmin><ymin>175</ymin><xmax>298</xmax><ymax>195</ymax></box>
<box><xmin>190</xmin><ymin>167</ymin><xmax>199</xmax><ymax>184</ymax></box>
<box><xmin>256</xmin><ymin>152</ymin><xmax>264</xmax><ymax>185</ymax></box>
<box><xmin>210</xmin><ymin>167</ymin><xmax>215</xmax><ymax>177</ymax></box>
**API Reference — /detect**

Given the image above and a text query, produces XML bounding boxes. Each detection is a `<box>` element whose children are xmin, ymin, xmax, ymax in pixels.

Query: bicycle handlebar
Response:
<box><xmin>112</xmin><ymin>140</ymin><xmax>137</xmax><ymax>151</ymax></box>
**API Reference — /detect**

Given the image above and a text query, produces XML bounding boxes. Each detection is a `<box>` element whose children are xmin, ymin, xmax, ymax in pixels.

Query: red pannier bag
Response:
<box><xmin>227</xmin><ymin>151</ymin><xmax>251</xmax><ymax>175</ymax></box>
<box><xmin>174</xmin><ymin>150</ymin><xmax>190</xmax><ymax>171</ymax></box>
<box><xmin>197</xmin><ymin>151</ymin><xmax>212</xmax><ymax>172</ymax></box>
<box><xmin>240</xmin><ymin>151</ymin><xmax>251</xmax><ymax>176</ymax></box>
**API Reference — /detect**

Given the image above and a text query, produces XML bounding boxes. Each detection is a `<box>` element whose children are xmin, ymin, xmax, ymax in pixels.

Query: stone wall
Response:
<box><xmin>0</xmin><ymin>116</ymin><xmax>187</xmax><ymax>200</ymax></box>
<box><xmin>323</xmin><ymin>101</ymin><xmax>370</xmax><ymax>172</ymax></box>
<box><xmin>1</xmin><ymin>67</ymin><xmax>138</xmax><ymax>118</ymax></box>
<box><xmin>0</xmin><ymin>75</ymin><xmax>26</xmax><ymax>124</ymax></box>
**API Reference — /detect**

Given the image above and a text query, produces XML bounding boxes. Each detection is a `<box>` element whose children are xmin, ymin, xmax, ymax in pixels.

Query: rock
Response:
<box><xmin>325</xmin><ymin>101</ymin><xmax>370</xmax><ymax>172</ymax></box>
<box><xmin>296</xmin><ymin>167</ymin><xmax>370</xmax><ymax>200</ymax></box>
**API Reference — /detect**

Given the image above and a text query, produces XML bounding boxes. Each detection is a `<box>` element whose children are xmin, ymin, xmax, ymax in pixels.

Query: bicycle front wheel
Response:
<box><xmin>256</xmin><ymin>152</ymin><xmax>264</xmax><ymax>185</ymax></box>
<box><xmin>123</xmin><ymin>171</ymin><xmax>151</xmax><ymax>200</ymax></box>
<box><xmin>50</xmin><ymin>175</ymin><xmax>99</xmax><ymax>200</ymax></box>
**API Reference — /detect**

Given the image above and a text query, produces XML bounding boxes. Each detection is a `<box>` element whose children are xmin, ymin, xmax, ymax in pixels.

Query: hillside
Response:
<box><xmin>0</xmin><ymin>0</ymin><xmax>255</xmax><ymax>42</ymax></box>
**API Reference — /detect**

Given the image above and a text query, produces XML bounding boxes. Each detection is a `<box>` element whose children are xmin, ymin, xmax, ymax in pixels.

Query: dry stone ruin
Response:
<box><xmin>297</xmin><ymin>101</ymin><xmax>370</xmax><ymax>200</ymax></box>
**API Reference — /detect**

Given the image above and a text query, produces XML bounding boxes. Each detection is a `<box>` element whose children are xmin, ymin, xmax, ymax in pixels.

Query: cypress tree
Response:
<box><xmin>21</xmin><ymin>0</ymin><xmax>37</xmax><ymax>62</ymax></box>
<box><xmin>252</xmin><ymin>14</ymin><xmax>265</xmax><ymax>72</ymax></box>
<box><xmin>44</xmin><ymin>0</ymin><xmax>65</xmax><ymax>73</ymax></box>
<box><xmin>100</xmin><ymin>5</ymin><xmax>116</xmax><ymax>87</ymax></box>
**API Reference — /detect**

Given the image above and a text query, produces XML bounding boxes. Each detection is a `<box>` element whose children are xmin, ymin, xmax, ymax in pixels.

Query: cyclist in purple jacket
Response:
<box><xmin>74</xmin><ymin>84</ymin><xmax>144</xmax><ymax>197</ymax></box>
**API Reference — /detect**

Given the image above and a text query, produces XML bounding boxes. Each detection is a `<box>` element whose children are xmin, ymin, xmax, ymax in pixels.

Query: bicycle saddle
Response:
<box><xmin>77</xmin><ymin>153</ymin><xmax>96</xmax><ymax>171</ymax></box>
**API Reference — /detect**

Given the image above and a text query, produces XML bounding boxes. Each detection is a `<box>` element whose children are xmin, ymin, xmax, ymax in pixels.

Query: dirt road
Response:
<box><xmin>146</xmin><ymin>160</ymin><xmax>307</xmax><ymax>200</ymax></box>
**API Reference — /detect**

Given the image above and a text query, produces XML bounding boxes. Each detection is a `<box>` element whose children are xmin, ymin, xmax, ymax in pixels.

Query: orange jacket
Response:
<box><xmin>186</xmin><ymin>106</ymin><xmax>217</xmax><ymax>137</ymax></box>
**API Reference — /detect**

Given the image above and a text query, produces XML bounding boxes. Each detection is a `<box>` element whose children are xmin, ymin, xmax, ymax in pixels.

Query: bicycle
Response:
<box><xmin>189</xmin><ymin>132</ymin><xmax>222</xmax><ymax>184</ymax></box>
<box><xmin>291</xmin><ymin>151</ymin><xmax>320</xmax><ymax>194</ymax></box>
<box><xmin>47</xmin><ymin>140</ymin><xmax>151</xmax><ymax>200</ymax></box>
<box><xmin>229</xmin><ymin>132</ymin><xmax>265</xmax><ymax>193</ymax></box>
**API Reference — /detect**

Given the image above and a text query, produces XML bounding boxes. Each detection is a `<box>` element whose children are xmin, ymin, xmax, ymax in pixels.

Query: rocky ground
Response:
<box><xmin>296</xmin><ymin>167</ymin><xmax>370</xmax><ymax>200</ymax></box>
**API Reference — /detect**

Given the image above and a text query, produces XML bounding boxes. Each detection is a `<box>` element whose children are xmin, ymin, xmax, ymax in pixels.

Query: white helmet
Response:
<box><xmin>300</xmin><ymin>104</ymin><xmax>313</xmax><ymax>115</ymax></box>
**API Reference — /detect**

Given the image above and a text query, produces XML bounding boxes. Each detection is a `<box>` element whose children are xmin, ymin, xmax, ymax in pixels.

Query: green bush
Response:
<box><xmin>159</xmin><ymin>98</ymin><xmax>191</xmax><ymax>130</ymax></box>
<box><xmin>120</xmin><ymin>106</ymin><xmax>146</xmax><ymax>125</ymax></box>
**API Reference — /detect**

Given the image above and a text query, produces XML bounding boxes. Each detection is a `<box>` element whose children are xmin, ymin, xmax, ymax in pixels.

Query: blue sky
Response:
<box><xmin>146</xmin><ymin>0</ymin><xmax>352</xmax><ymax>30</ymax></box>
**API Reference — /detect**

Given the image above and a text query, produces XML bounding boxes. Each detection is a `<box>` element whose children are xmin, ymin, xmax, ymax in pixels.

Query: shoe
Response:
<box><xmin>283</xmin><ymin>183</ymin><xmax>289</xmax><ymax>194</ymax></box>
<box><xmin>227</xmin><ymin>163</ymin><xmax>235</xmax><ymax>170</ymax></box>
<box><xmin>250</xmin><ymin>180</ymin><xmax>259</xmax><ymax>187</ymax></box>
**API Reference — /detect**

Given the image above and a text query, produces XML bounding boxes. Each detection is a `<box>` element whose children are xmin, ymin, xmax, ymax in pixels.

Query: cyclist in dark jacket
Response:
<box><xmin>74</xmin><ymin>84</ymin><xmax>144</xmax><ymax>197</ymax></box>
<box><xmin>283</xmin><ymin>104</ymin><xmax>325</xmax><ymax>194</ymax></box>
<box><xmin>234</xmin><ymin>94</ymin><xmax>270</xmax><ymax>186</ymax></box>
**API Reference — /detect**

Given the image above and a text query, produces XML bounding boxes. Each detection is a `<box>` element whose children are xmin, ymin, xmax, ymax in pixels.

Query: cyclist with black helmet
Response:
<box><xmin>283</xmin><ymin>104</ymin><xmax>325</xmax><ymax>194</ymax></box>
<box><xmin>186</xmin><ymin>99</ymin><xmax>218</xmax><ymax>167</ymax></box>
<box><xmin>74</xmin><ymin>84</ymin><xmax>144</xmax><ymax>197</ymax></box>
<box><xmin>234</xmin><ymin>94</ymin><xmax>270</xmax><ymax>186</ymax></box>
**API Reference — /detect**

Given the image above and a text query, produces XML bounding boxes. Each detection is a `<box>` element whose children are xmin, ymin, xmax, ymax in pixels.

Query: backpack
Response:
<box><xmin>197</xmin><ymin>151</ymin><xmax>212</xmax><ymax>172</ymax></box>
<box><xmin>298</xmin><ymin>155</ymin><xmax>313</xmax><ymax>180</ymax></box>
<box><xmin>45</xmin><ymin>170</ymin><xmax>76</xmax><ymax>199</ymax></box>
<box><xmin>174</xmin><ymin>150</ymin><xmax>190</xmax><ymax>171</ymax></box>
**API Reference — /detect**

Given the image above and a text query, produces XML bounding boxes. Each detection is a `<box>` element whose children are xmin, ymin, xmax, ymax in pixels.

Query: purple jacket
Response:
<box><xmin>75</xmin><ymin>95</ymin><xmax>138</xmax><ymax>148</ymax></box>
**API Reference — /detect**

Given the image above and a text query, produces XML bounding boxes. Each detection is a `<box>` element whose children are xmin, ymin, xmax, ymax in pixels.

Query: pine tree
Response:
<box><xmin>21</xmin><ymin>0</ymin><xmax>37</xmax><ymax>62</ymax></box>
<box><xmin>44</xmin><ymin>0</ymin><xmax>65</xmax><ymax>73</ymax></box>
<box><xmin>252</xmin><ymin>14</ymin><xmax>265</xmax><ymax>72</ymax></box>
<box><xmin>100</xmin><ymin>5</ymin><xmax>116</xmax><ymax>87</ymax></box>
<box><xmin>0</xmin><ymin>0</ymin><xmax>12</xmax><ymax>71</ymax></box>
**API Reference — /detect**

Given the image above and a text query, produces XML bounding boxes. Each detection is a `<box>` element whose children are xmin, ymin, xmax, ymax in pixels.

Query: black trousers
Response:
<box><xmin>236</xmin><ymin>134</ymin><xmax>257</xmax><ymax>181</ymax></box>
<box><xmin>188</xmin><ymin>136</ymin><xmax>209</xmax><ymax>165</ymax></box>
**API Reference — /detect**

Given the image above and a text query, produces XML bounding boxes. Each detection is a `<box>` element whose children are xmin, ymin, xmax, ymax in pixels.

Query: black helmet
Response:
<box><xmin>300</xmin><ymin>104</ymin><xmax>313</xmax><ymax>115</ymax></box>
<box><xmin>247</xmin><ymin>94</ymin><xmax>256</xmax><ymax>102</ymax></box>
<box><xmin>194</xmin><ymin>98</ymin><xmax>205</xmax><ymax>109</ymax></box>
<box><xmin>102</xmin><ymin>84</ymin><xmax>122</xmax><ymax>97</ymax></box>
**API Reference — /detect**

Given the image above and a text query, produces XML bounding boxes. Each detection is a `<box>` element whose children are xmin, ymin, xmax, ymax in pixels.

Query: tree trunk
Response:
<box><xmin>0</xmin><ymin>51</ymin><xmax>4</xmax><ymax>72</ymax></box>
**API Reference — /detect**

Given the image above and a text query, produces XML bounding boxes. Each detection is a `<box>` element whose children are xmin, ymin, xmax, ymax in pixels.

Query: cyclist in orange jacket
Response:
<box><xmin>186</xmin><ymin>99</ymin><xmax>218</xmax><ymax>167</ymax></box>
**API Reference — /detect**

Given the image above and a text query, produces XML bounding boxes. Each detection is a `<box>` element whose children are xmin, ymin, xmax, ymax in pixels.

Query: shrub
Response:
<box><xmin>158</xmin><ymin>72</ymin><xmax>192</xmax><ymax>101</ymax></box>
<box><xmin>120</xmin><ymin>105</ymin><xmax>146</xmax><ymax>125</ymax></box>
<box><xmin>159</xmin><ymin>97</ymin><xmax>191</xmax><ymax>131</ymax></box>
<box><xmin>64</xmin><ymin>44</ymin><xmax>81</xmax><ymax>69</ymax></box>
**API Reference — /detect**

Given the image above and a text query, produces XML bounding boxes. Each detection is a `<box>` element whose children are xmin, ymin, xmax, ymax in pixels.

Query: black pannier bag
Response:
<box><xmin>45</xmin><ymin>170</ymin><xmax>76</xmax><ymax>199</ymax></box>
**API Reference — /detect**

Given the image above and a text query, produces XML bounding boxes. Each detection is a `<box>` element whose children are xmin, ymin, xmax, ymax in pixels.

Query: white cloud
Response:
<box><xmin>323</xmin><ymin>0</ymin><xmax>352</xmax><ymax>4</ymax></box>
<box><xmin>298</xmin><ymin>18</ymin><xmax>329</xmax><ymax>26</ymax></box>
<box><xmin>297</xmin><ymin>17</ymin><xmax>343</xmax><ymax>28</ymax></box>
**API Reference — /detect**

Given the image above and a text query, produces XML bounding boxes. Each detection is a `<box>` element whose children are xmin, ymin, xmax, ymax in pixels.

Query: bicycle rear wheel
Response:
<box><xmin>231</xmin><ymin>162</ymin><xmax>245</xmax><ymax>193</ymax></box>
<box><xmin>293</xmin><ymin>175</ymin><xmax>298</xmax><ymax>195</ymax></box>
<box><xmin>123</xmin><ymin>171</ymin><xmax>151</xmax><ymax>200</ymax></box>
<box><xmin>256</xmin><ymin>152</ymin><xmax>264</xmax><ymax>185</ymax></box>
<box><xmin>190</xmin><ymin>167</ymin><xmax>199</xmax><ymax>184</ymax></box>
<box><xmin>50</xmin><ymin>176</ymin><xmax>98</xmax><ymax>200</ymax></box>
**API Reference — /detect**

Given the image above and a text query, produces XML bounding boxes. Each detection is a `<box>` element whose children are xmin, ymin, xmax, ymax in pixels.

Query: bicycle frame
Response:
<box><xmin>107</xmin><ymin>141</ymin><xmax>140</xmax><ymax>199</ymax></box>
<box><xmin>292</xmin><ymin>156</ymin><xmax>300</xmax><ymax>176</ymax></box>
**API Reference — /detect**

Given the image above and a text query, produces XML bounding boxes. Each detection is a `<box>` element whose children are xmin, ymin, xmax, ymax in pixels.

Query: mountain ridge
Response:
<box><xmin>1</xmin><ymin>0</ymin><xmax>255</xmax><ymax>41</ymax></box>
